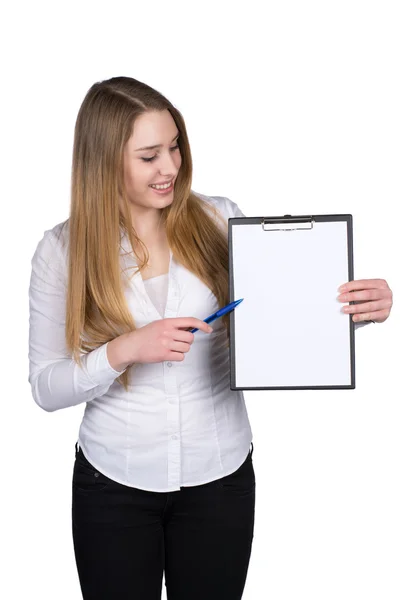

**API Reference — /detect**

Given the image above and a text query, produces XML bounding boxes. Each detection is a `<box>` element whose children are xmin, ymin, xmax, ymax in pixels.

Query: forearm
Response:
<box><xmin>29</xmin><ymin>340</ymin><xmax>130</xmax><ymax>412</ymax></box>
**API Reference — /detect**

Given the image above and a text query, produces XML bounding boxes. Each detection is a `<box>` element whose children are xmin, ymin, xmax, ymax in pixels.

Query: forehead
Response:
<box><xmin>130</xmin><ymin>109</ymin><xmax>177</xmax><ymax>144</ymax></box>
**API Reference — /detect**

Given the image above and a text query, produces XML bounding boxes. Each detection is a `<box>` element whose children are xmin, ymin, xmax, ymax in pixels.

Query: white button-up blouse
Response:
<box><xmin>28</xmin><ymin>192</ymin><xmax>255</xmax><ymax>492</ymax></box>
<box><xmin>28</xmin><ymin>191</ymin><xmax>369</xmax><ymax>492</ymax></box>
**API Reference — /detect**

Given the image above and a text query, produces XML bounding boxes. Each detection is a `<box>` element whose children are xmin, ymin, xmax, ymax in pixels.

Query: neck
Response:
<box><xmin>130</xmin><ymin>209</ymin><xmax>166</xmax><ymax>243</ymax></box>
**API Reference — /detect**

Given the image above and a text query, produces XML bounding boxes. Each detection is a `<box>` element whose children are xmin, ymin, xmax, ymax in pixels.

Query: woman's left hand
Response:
<box><xmin>337</xmin><ymin>279</ymin><xmax>393</xmax><ymax>323</ymax></box>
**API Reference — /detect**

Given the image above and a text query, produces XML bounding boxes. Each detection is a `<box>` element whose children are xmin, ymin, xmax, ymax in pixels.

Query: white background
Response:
<box><xmin>1</xmin><ymin>1</ymin><xmax>399</xmax><ymax>598</ymax></box>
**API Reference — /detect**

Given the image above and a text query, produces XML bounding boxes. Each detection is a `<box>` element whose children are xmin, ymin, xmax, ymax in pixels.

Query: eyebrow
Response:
<box><xmin>135</xmin><ymin>132</ymin><xmax>180</xmax><ymax>152</ymax></box>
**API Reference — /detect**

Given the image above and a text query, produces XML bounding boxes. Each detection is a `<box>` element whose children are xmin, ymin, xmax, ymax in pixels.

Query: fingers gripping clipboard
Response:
<box><xmin>228</xmin><ymin>214</ymin><xmax>355</xmax><ymax>390</ymax></box>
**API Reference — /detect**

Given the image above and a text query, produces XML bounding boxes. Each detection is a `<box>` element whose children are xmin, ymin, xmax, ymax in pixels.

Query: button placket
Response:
<box><xmin>164</xmin><ymin>256</ymin><xmax>182</xmax><ymax>489</ymax></box>
<box><xmin>165</xmin><ymin>364</ymin><xmax>181</xmax><ymax>488</ymax></box>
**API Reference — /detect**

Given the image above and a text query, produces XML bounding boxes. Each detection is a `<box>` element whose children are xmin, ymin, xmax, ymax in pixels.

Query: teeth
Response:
<box><xmin>150</xmin><ymin>181</ymin><xmax>172</xmax><ymax>190</ymax></box>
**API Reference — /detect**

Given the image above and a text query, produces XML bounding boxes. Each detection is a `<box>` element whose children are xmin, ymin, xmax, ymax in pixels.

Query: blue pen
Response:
<box><xmin>189</xmin><ymin>299</ymin><xmax>244</xmax><ymax>333</ymax></box>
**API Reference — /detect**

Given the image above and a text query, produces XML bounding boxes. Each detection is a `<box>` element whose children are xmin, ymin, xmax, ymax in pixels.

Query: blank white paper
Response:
<box><xmin>231</xmin><ymin>220</ymin><xmax>352</xmax><ymax>388</ymax></box>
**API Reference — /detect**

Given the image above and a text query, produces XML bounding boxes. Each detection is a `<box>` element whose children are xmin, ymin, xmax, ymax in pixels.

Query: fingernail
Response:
<box><xmin>339</xmin><ymin>285</ymin><xmax>346</xmax><ymax>292</ymax></box>
<box><xmin>208</xmin><ymin>326</ymin><xmax>213</xmax><ymax>332</ymax></box>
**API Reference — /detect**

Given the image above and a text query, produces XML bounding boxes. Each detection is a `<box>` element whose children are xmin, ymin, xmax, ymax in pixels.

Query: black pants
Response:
<box><xmin>72</xmin><ymin>442</ymin><xmax>255</xmax><ymax>599</ymax></box>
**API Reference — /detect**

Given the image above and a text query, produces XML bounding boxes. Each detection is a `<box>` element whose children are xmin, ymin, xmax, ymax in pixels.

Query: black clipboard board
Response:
<box><xmin>228</xmin><ymin>214</ymin><xmax>355</xmax><ymax>390</ymax></box>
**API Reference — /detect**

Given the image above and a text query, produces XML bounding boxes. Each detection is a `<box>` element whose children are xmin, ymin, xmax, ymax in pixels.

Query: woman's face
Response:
<box><xmin>123</xmin><ymin>109</ymin><xmax>182</xmax><ymax>213</ymax></box>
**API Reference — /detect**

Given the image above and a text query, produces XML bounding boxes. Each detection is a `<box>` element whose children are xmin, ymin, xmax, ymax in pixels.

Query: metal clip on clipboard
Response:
<box><xmin>262</xmin><ymin>215</ymin><xmax>315</xmax><ymax>231</ymax></box>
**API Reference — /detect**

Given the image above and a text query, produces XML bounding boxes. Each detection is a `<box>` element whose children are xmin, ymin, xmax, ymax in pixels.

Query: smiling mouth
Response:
<box><xmin>149</xmin><ymin>180</ymin><xmax>174</xmax><ymax>190</ymax></box>
<box><xmin>150</xmin><ymin>178</ymin><xmax>174</xmax><ymax>186</ymax></box>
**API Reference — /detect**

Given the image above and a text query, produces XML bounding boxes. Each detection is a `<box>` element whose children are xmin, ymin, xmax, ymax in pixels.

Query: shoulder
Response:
<box><xmin>192</xmin><ymin>190</ymin><xmax>246</xmax><ymax>219</ymax></box>
<box><xmin>31</xmin><ymin>219</ymin><xmax>69</xmax><ymax>273</ymax></box>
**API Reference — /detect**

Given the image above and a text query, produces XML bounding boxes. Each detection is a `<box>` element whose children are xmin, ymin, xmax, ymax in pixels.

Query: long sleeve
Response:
<box><xmin>222</xmin><ymin>196</ymin><xmax>372</xmax><ymax>330</ymax></box>
<box><xmin>28</xmin><ymin>229</ymin><xmax>126</xmax><ymax>412</ymax></box>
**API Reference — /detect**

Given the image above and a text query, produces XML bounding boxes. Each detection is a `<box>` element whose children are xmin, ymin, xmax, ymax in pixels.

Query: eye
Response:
<box><xmin>141</xmin><ymin>144</ymin><xmax>180</xmax><ymax>163</ymax></box>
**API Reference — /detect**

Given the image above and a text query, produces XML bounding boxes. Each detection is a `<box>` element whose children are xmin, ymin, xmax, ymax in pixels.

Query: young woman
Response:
<box><xmin>28</xmin><ymin>76</ymin><xmax>393</xmax><ymax>599</ymax></box>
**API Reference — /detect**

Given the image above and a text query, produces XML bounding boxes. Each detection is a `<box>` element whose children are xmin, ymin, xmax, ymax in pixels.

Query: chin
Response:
<box><xmin>148</xmin><ymin>191</ymin><xmax>175</xmax><ymax>203</ymax></box>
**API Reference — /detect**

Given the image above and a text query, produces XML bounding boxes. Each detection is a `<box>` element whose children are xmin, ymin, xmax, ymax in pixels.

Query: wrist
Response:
<box><xmin>106</xmin><ymin>333</ymin><xmax>135</xmax><ymax>372</ymax></box>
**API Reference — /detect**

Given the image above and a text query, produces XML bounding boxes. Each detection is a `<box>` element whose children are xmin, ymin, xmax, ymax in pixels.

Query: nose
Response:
<box><xmin>157</xmin><ymin>150</ymin><xmax>180</xmax><ymax>177</ymax></box>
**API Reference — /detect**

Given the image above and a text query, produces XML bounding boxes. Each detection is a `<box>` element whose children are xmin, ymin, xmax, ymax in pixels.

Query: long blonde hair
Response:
<box><xmin>61</xmin><ymin>76</ymin><xmax>230</xmax><ymax>391</ymax></box>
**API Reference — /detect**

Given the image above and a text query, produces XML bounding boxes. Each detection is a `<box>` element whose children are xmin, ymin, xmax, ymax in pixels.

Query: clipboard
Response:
<box><xmin>228</xmin><ymin>214</ymin><xmax>355</xmax><ymax>390</ymax></box>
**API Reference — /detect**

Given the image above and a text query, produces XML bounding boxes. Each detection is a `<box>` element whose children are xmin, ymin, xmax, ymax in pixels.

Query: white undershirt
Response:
<box><xmin>142</xmin><ymin>273</ymin><xmax>169</xmax><ymax>318</ymax></box>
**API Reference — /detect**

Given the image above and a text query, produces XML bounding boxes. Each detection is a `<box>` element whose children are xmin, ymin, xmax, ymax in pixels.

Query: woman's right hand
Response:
<box><xmin>127</xmin><ymin>317</ymin><xmax>213</xmax><ymax>364</ymax></box>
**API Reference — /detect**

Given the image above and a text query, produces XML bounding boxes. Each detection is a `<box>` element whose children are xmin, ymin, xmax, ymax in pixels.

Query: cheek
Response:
<box><xmin>176</xmin><ymin>153</ymin><xmax>183</xmax><ymax>170</ymax></box>
<box><xmin>123</xmin><ymin>163</ymin><xmax>135</xmax><ymax>190</ymax></box>
<box><xmin>124</xmin><ymin>165</ymin><xmax>149</xmax><ymax>191</ymax></box>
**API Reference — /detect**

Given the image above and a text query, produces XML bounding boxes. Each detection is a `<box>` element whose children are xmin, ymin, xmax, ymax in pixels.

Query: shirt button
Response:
<box><xmin>171</xmin><ymin>434</ymin><xmax>178</xmax><ymax>440</ymax></box>
<box><xmin>167</xmin><ymin>362</ymin><xmax>172</xmax><ymax>367</ymax></box>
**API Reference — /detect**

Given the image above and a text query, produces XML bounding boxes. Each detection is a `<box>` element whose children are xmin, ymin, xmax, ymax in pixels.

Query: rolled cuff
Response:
<box><xmin>85</xmin><ymin>342</ymin><xmax>126</xmax><ymax>386</ymax></box>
